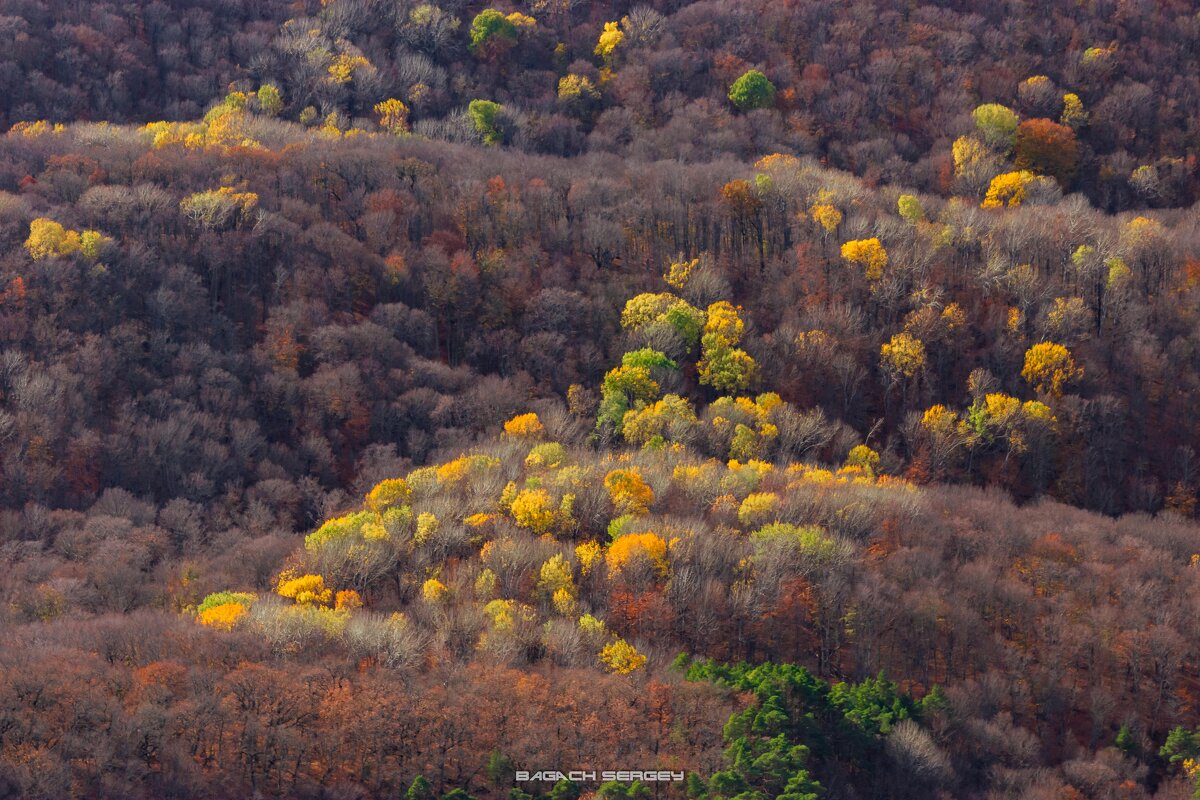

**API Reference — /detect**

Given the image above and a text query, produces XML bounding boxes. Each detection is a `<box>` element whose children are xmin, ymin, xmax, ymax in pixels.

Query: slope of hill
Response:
<box><xmin>3</xmin><ymin>2</ymin><xmax>1200</xmax><ymax>799</ymax></box>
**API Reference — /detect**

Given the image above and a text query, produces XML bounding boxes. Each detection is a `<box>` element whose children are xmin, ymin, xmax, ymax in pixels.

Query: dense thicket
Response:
<box><xmin>2</xmin><ymin>121</ymin><xmax>1199</xmax><ymax>524</ymax></box>
<box><xmin>0</xmin><ymin>0</ymin><xmax>292</xmax><ymax>123</ymax></box>
<box><xmin>5</xmin><ymin>0</ymin><xmax>1200</xmax><ymax>209</ymax></box>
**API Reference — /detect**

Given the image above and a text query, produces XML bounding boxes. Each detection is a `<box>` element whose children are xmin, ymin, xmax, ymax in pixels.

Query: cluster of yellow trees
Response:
<box><xmin>24</xmin><ymin>218</ymin><xmax>111</xmax><ymax>261</ymax></box>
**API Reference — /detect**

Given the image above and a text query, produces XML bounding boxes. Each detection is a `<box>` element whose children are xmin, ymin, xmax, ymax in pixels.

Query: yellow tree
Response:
<box><xmin>511</xmin><ymin>488</ymin><xmax>556</xmax><ymax>534</ymax></box>
<box><xmin>841</xmin><ymin>238</ymin><xmax>888</xmax><ymax>280</ymax></box>
<box><xmin>599</xmin><ymin>637</ymin><xmax>646</xmax><ymax>673</ymax></box>
<box><xmin>374</xmin><ymin>98</ymin><xmax>410</xmax><ymax>134</ymax></box>
<box><xmin>604</xmin><ymin>468</ymin><xmax>654</xmax><ymax>516</ymax></box>
<box><xmin>1021</xmin><ymin>342</ymin><xmax>1082</xmax><ymax>398</ymax></box>
<box><xmin>595</xmin><ymin>21</ymin><xmax>624</xmax><ymax>64</ymax></box>
<box><xmin>698</xmin><ymin>301</ymin><xmax>756</xmax><ymax>393</ymax></box>
<box><xmin>982</xmin><ymin>171</ymin><xmax>1036</xmax><ymax>208</ymax></box>
<box><xmin>277</xmin><ymin>573</ymin><xmax>333</xmax><ymax>606</ymax></box>
<box><xmin>606</xmin><ymin>532</ymin><xmax>668</xmax><ymax>576</ymax></box>
<box><xmin>25</xmin><ymin>219</ymin><xmax>81</xmax><ymax>260</ymax></box>
<box><xmin>881</xmin><ymin>333</ymin><xmax>926</xmax><ymax>381</ymax></box>
<box><xmin>504</xmin><ymin>412</ymin><xmax>545</xmax><ymax>437</ymax></box>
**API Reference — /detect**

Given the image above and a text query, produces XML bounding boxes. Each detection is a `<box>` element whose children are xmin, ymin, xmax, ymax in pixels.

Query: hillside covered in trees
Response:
<box><xmin>3</xmin><ymin>1</ymin><xmax>1200</xmax><ymax>799</ymax></box>
<box><xmin>5</xmin><ymin>0</ymin><xmax>1200</xmax><ymax>209</ymax></box>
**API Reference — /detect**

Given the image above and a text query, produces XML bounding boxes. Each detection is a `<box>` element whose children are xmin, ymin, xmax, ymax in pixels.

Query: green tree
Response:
<box><xmin>406</xmin><ymin>776</ymin><xmax>435</xmax><ymax>800</ymax></box>
<box><xmin>728</xmin><ymin>70</ymin><xmax>776</xmax><ymax>111</ymax></box>
<box><xmin>469</xmin><ymin>9</ymin><xmax>517</xmax><ymax>53</ymax></box>
<box><xmin>468</xmin><ymin>99</ymin><xmax>504</xmax><ymax>145</ymax></box>
<box><xmin>549</xmin><ymin>778</ymin><xmax>581</xmax><ymax>800</ymax></box>
<box><xmin>897</xmin><ymin>194</ymin><xmax>925</xmax><ymax>224</ymax></box>
<box><xmin>595</xmin><ymin>781</ymin><xmax>652</xmax><ymax>800</ymax></box>
<box><xmin>486</xmin><ymin>751</ymin><xmax>515</xmax><ymax>786</ymax></box>
<box><xmin>971</xmin><ymin>103</ymin><xmax>1019</xmax><ymax>151</ymax></box>
<box><xmin>256</xmin><ymin>84</ymin><xmax>283</xmax><ymax>117</ymax></box>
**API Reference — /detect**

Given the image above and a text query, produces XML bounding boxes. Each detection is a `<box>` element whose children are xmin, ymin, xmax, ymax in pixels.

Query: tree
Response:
<box><xmin>277</xmin><ymin>573</ymin><xmax>333</xmax><ymax>606</ymax></box>
<box><xmin>841</xmin><ymin>238</ymin><xmax>888</xmax><ymax>280</ymax></box>
<box><xmin>511</xmin><ymin>489</ymin><xmax>555</xmax><ymax>534</ymax></box>
<box><xmin>196</xmin><ymin>591</ymin><xmax>255</xmax><ymax>629</ymax></box>
<box><xmin>256</xmin><ymin>84</ymin><xmax>283</xmax><ymax>117</ymax></box>
<box><xmin>469</xmin><ymin>100</ymin><xmax>504</xmax><ymax>145</ymax></box>
<box><xmin>729</xmin><ymin>70</ymin><xmax>777</xmax><ymax>111</ymax></box>
<box><xmin>599</xmin><ymin>637</ymin><xmax>647</xmax><ymax>673</ymax></box>
<box><xmin>374</xmin><ymin>98</ymin><xmax>410</xmax><ymax>134</ymax></box>
<box><xmin>622</xmin><ymin>394</ymin><xmax>698</xmax><ymax>447</ymax></box>
<box><xmin>595</xmin><ymin>21</ymin><xmax>624</xmax><ymax>64</ymax></box>
<box><xmin>881</xmin><ymin>333</ymin><xmax>926</xmax><ymax>382</ymax></box>
<box><xmin>897</xmin><ymin>194</ymin><xmax>925</xmax><ymax>224</ymax></box>
<box><xmin>598</xmin><ymin>364</ymin><xmax>660</xmax><ymax>435</ymax></box>
<box><xmin>558</xmin><ymin>74</ymin><xmax>601</xmax><ymax>119</ymax></box>
<box><xmin>1014</xmin><ymin>118</ymin><xmax>1079</xmax><ymax>185</ymax></box>
<box><xmin>504</xmin><ymin>413</ymin><xmax>545</xmax><ymax>437</ymax></box>
<box><xmin>1021</xmin><ymin>342</ymin><xmax>1082</xmax><ymax>398</ymax></box>
<box><xmin>25</xmin><ymin>218</ymin><xmax>81</xmax><ymax>259</ymax></box>
<box><xmin>810</xmin><ymin>202</ymin><xmax>842</xmax><ymax>236</ymax></box>
<box><xmin>981</xmin><ymin>170</ymin><xmax>1036</xmax><ymax>208</ymax></box>
<box><xmin>606</xmin><ymin>533</ymin><xmax>668</xmax><ymax>578</ymax></box>
<box><xmin>1061</xmin><ymin>93</ymin><xmax>1088</xmax><ymax>129</ymax></box>
<box><xmin>971</xmin><ymin>103</ymin><xmax>1019</xmax><ymax>151</ymax></box>
<box><xmin>604</xmin><ymin>468</ymin><xmax>654</xmax><ymax>516</ymax></box>
<box><xmin>469</xmin><ymin>10</ymin><xmax>517</xmax><ymax>54</ymax></box>
<box><xmin>699</xmin><ymin>302</ymin><xmax>756</xmax><ymax>393</ymax></box>
<box><xmin>406</xmin><ymin>776</ymin><xmax>435</xmax><ymax>800</ymax></box>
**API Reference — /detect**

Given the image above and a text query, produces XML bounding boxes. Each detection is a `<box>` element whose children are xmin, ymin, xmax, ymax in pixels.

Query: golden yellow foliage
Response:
<box><xmin>579</xmin><ymin>613</ymin><xmax>606</xmax><ymax>636</ymax></box>
<box><xmin>576</xmin><ymin>541</ymin><xmax>603</xmax><ymax>575</ymax></box>
<box><xmin>558</xmin><ymin>73</ymin><xmax>599</xmax><ymax>102</ymax></box>
<box><xmin>277</xmin><ymin>573</ymin><xmax>333</xmax><ymax>606</ymax></box>
<box><xmin>328</xmin><ymin>53</ymin><xmax>370</xmax><ymax>84</ymax></box>
<box><xmin>841</xmin><ymin>238</ymin><xmax>888</xmax><ymax>280</ymax></box>
<box><xmin>374</xmin><ymin>98</ymin><xmax>410</xmax><ymax>134</ymax></box>
<box><xmin>810</xmin><ymin>203</ymin><xmax>843</xmax><ymax>235</ymax></box>
<box><xmin>606</xmin><ymin>532</ymin><xmax>668</xmax><ymax>576</ymax></box>
<box><xmin>737</xmin><ymin>492</ymin><xmax>779</xmax><ymax>527</ymax></box>
<box><xmin>880</xmin><ymin>333</ymin><xmax>926</xmax><ymax>380</ymax></box>
<box><xmin>845</xmin><ymin>444</ymin><xmax>880</xmax><ymax>474</ymax></box>
<box><xmin>921</xmin><ymin>405</ymin><xmax>959</xmax><ymax>434</ymax></box>
<box><xmin>604</xmin><ymin>468</ymin><xmax>654</xmax><ymax>516</ymax></box>
<box><xmin>599</xmin><ymin>637</ymin><xmax>646</xmax><ymax>673</ymax></box>
<box><xmin>335</xmin><ymin>589</ymin><xmax>362</xmax><ymax>611</ymax></box>
<box><xmin>982</xmin><ymin>170</ymin><xmax>1035</xmax><ymax>208</ymax></box>
<box><xmin>9</xmin><ymin>120</ymin><xmax>63</xmax><ymax>138</ymax></box>
<box><xmin>552</xmin><ymin>587</ymin><xmax>577</xmax><ymax>616</ymax></box>
<box><xmin>198</xmin><ymin>602</ymin><xmax>248</xmax><ymax>630</ymax></box>
<box><xmin>1021</xmin><ymin>341</ymin><xmax>1082</xmax><ymax>398</ymax></box>
<box><xmin>483</xmin><ymin>598</ymin><xmax>535</xmax><ymax>630</ymax></box>
<box><xmin>422</xmin><ymin>578</ymin><xmax>448</xmax><ymax>603</ymax></box>
<box><xmin>25</xmin><ymin>219</ymin><xmax>81</xmax><ymax>260</ymax></box>
<box><xmin>595</xmin><ymin>21</ymin><xmax>624</xmax><ymax>60</ymax></box>
<box><xmin>506</xmin><ymin>11</ymin><xmax>537</xmax><ymax>28</ymax></box>
<box><xmin>504</xmin><ymin>412</ymin><xmax>545</xmax><ymax>437</ymax></box>
<box><xmin>474</xmin><ymin>568</ymin><xmax>498</xmax><ymax>599</ymax></box>
<box><xmin>1061</xmin><ymin>93</ymin><xmax>1087</xmax><ymax>128</ymax></box>
<box><xmin>664</xmin><ymin>257</ymin><xmax>699</xmax><ymax>289</ymax></box>
<box><xmin>511</xmin><ymin>488</ymin><xmax>555</xmax><ymax>533</ymax></box>
<box><xmin>366</xmin><ymin>478</ymin><xmax>410</xmax><ymax>514</ymax></box>
<box><xmin>952</xmin><ymin>135</ymin><xmax>989</xmax><ymax>178</ymax></box>
<box><xmin>414</xmin><ymin>512</ymin><xmax>438</xmax><ymax>544</ymax></box>
<box><xmin>537</xmin><ymin>553</ymin><xmax>575</xmax><ymax>597</ymax></box>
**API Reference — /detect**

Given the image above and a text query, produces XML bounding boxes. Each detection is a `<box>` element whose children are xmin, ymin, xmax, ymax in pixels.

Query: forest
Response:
<box><xmin>2</xmin><ymin>0</ymin><xmax>1200</xmax><ymax>798</ymax></box>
